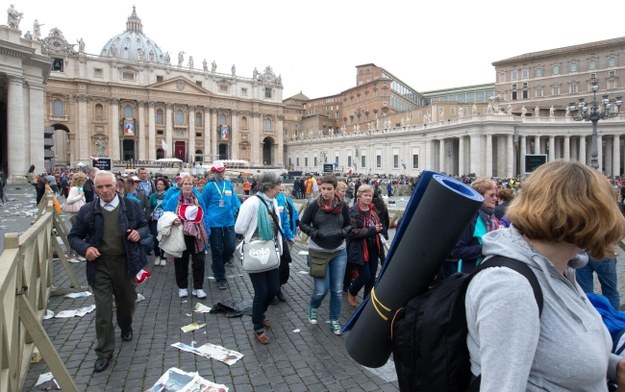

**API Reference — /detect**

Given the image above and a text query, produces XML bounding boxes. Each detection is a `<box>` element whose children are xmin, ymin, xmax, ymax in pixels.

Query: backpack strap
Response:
<box><xmin>471</xmin><ymin>255</ymin><xmax>543</xmax><ymax>315</ymax></box>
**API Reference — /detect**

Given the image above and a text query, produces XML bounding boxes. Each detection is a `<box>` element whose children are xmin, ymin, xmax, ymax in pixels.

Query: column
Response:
<box><xmin>534</xmin><ymin>136</ymin><xmax>540</xmax><ymax>154</ymax></box>
<box><xmin>605</xmin><ymin>136</ymin><xmax>613</xmax><ymax>176</ymax></box>
<box><xmin>548</xmin><ymin>136</ymin><xmax>555</xmax><ymax>162</ymax></box>
<box><xmin>7</xmin><ymin>76</ymin><xmax>26</xmax><ymax>180</ymax></box>
<box><xmin>203</xmin><ymin>107</ymin><xmax>211</xmax><ymax>163</ymax></box>
<box><xmin>138</xmin><ymin>101</ymin><xmax>146</xmax><ymax>160</ymax></box>
<box><xmin>109</xmin><ymin>98</ymin><xmax>120</xmax><ymax>160</ymax></box>
<box><xmin>579</xmin><ymin>136</ymin><xmax>586</xmax><ymax>165</ymax></box>
<box><xmin>425</xmin><ymin>140</ymin><xmax>434</xmax><ymax>171</ymax></box>
<box><xmin>506</xmin><ymin>134</ymin><xmax>514</xmax><ymax>178</ymax></box>
<box><xmin>563</xmin><ymin>136</ymin><xmax>570</xmax><ymax>161</ymax></box>
<box><xmin>485</xmin><ymin>134</ymin><xmax>492</xmax><ymax>177</ymax></box>
<box><xmin>231</xmin><ymin>110</ymin><xmax>239</xmax><ymax>160</ymax></box>
<box><xmin>76</xmin><ymin>95</ymin><xmax>89</xmax><ymax>162</ymax></box>
<box><xmin>251</xmin><ymin>112</ymin><xmax>261</xmax><ymax>165</ymax></box>
<box><xmin>458</xmin><ymin>136</ymin><xmax>465</xmax><ymax>176</ymax></box>
<box><xmin>28</xmin><ymin>84</ymin><xmax>45</xmax><ymax>175</ymax></box>
<box><xmin>276</xmin><ymin>114</ymin><xmax>284</xmax><ymax>167</ymax></box>
<box><xmin>188</xmin><ymin>106</ymin><xmax>195</xmax><ymax>163</ymax></box>
<box><xmin>614</xmin><ymin>135</ymin><xmax>621</xmax><ymax>177</ymax></box>
<box><xmin>210</xmin><ymin>109</ymin><xmax>218</xmax><ymax>160</ymax></box>
<box><xmin>165</xmin><ymin>104</ymin><xmax>173</xmax><ymax>158</ymax></box>
<box><xmin>597</xmin><ymin>134</ymin><xmax>603</xmax><ymax>173</ymax></box>
<box><xmin>469</xmin><ymin>134</ymin><xmax>481</xmax><ymax>176</ymax></box>
<box><xmin>438</xmin><ymin>139</ymin><xmax>445</xmax><ymax>173</ymax></box>
<box><xmin>520</xmin><ymin>136</ymin><xmax>527</xmax><ymax>175</ymax></box>
<box><xmin>148</xmin><ymin>101</ymin><xmax>156</xmax><ymax>160</ymax></box>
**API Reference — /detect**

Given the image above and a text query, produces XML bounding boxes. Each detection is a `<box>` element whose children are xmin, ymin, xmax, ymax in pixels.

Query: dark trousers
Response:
<box><xmin>148</xmin><ymin>220</ymin><xmax>163</xmax><ymax>257</ymax></box>
<box><xmin>92</xmin><ymin>256</ymin><xmax>136</xmax><ymax>359</ymax></box>
<box><xmin>209</xmin><ymin>226</ymin><xmax>236</xmax><ymax>282</ymax></box>
<box><xmin>174</xmin><ymin>235</ymin><xmax>206</xmax><ymax>289</ymax></box>
<box><xmin>349</xmin><ymin>258</ymin><xmax>379</xmax><ymax>299</ymax></box>
<box><xmin>248</xmin><ymin>268</ymin><xmax>280</xmax><ymax>332</ymax></box>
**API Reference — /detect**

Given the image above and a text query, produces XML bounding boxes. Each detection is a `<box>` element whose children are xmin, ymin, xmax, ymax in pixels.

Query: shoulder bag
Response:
<box><xmin>238</xmin><ymin>197</ymin><xmax>280</xmax><ymax>273</ymax></box>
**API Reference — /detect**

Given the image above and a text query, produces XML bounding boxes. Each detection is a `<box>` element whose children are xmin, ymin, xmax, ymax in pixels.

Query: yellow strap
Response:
<box><xmin>370</xmin><ymin>287</ymin><xmax>392</xmax><ymax>321</ymax></box>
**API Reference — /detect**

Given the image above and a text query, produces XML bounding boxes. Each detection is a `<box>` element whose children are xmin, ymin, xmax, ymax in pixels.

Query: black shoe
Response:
<box><xmin>121</xmin><ymin>329</ymin><xmax>133</xmax><ymax>342</ymax></box>
<box><xmin>94</xmin><ymin>357</ymin><xmax>110</xmax><ymax>373</ymax></box>
<box><xmin>277</xmin><ymin>291</ymin><xmax>287</xmax><ymax>302</ymax></box>
<box><xmin>218</xmin><ymin>281</ymin><xmax>228</xmax><ymax>290</ymax></box>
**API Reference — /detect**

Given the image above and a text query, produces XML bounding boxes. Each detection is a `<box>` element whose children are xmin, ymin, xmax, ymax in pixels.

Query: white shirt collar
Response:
<box><xmin>99</xmin><ymin>194</ymin><xmax>119</xmax><ymax>210</ymax></box>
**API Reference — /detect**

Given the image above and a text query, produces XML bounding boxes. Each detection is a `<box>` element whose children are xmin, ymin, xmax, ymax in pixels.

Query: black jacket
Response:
<box><xmin>68</xmin><ymin>194</ymin><xmax>149</xmax><ymax>285</ymax></box>
<box><xmin>300</xmin><ymin>200</ymin><xmax>352</xmax><ymax>249</ymax></box>
<box><xmin>346</xmin><ymin>204</ymin><xmax>385</xmax><ymax>266</ymax></box>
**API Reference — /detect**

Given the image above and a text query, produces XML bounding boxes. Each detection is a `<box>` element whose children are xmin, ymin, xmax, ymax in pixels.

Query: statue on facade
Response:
<box><xmin>95</xmin><ymin>137</ymin><xmax>106</xmax><ymax>157</ymax></box>
<box><xmin>137</xmin><ymin>46</ymin><xmax>144</xmax><ymax>60</ymax></box>
<box><xmin>78</xmin><ymin>38</ymin><xmax>85</xmax><ymax>53</ymax></box>
<box><xmin>110</xmin><ymin>43</ymin><xmax>118</xmax><ymax>57</ymax></box>
<box><xmin>33</xmin><ymin>19</ymin><xmax>43</xmax><ymax>40</ymax></box>
<box><xmin>492</xmin><ymin>96</ymin><xmax>500</xmax><ymax>113</ymax></box>
<box><xmin>506</xmin><ymin>104</ymin><xmax>513</xmax><ymax>115</ymax></box>
<box><xmin>24</xmin><ymin>30</ymin><xmax>32</xmax><ymax>40</ymax></box>
<box><xmin>459</xmin><ymin>106</ymin><xmax>465</xmax><ymax>117</ymax></box>
<box><xmin>565</xmin><ymin>105</ymin><xmax>570</xmax><ymax>117</ymax></box>
<box><xmin>7</xmin><ymin>4</ymin><xmax>22</xmax><ymax>29</ymax></box>
<box><xmin>329</xmin><ymin>128</ymin><xmax>334</xmax><ymax>136</ymax></box>
<box><xmin>231</xmin><ymin>64</ymin><xmax>236</xmax><ymax>76</ymax></box>
<box><xmin>211</xmin><ymin>60</ymin><xmax>217</xmax><ymax>73</ymax></box>
<box><xmin>203</xmin><ymin>58</ymin><xmax>208</xmax><ymax>72</ymax></box>
<box><xmin>472</xmin><ymin>103</ymin><xmax>478</xmax><ymax>115</ymax></box>
<box><xmin>549</xmin><ymin>105</ymin><xmax>555</xmax><ymax>118</ymax></box>
<box><xmin>534</xmin><ymin>106</ymin><xmax>540</xmax><ymax>117</ymax></box>
<box><xmin>178</xmin><ymin>51</ymin><xmax>184</xmax><ymax>66</ymax></box>
<box><xmin>522</xmin><ymin>106</ymin><xmax>528</xmax><ymax>117</ymax></box>
<box><xmin>253</xmin><ymin>67</ymin><xmax>259</xmax><ymax>80</ymax></box>
<box><xmin>188</xmin><ymin>56</ymin><xmax>194</xmax><ymax>69</ymax></box>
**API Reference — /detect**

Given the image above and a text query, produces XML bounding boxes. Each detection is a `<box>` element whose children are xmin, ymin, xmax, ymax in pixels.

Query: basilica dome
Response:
<box><xmin>100</xmin><ymin>7</ymin><xmax>167</xmax><ymax>64</ymax></box>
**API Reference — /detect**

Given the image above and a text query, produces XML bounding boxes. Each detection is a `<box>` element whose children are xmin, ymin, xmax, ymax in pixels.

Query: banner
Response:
<box><xmin>123</xmin><ymin>118</ymin><xmax>135</xmax><ymax>136</ymax></box>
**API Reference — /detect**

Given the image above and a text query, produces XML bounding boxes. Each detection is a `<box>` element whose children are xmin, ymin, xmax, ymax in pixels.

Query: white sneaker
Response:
<box><xmin>154</xmin><ymin>256</ymin><xmax>161</xmax><ymax>266</ymax></box>
<box><xmin>192</xmin><ymin>289</ymin><xmax>207</xmax><ymax>299</ymax></box>
<box><xmin>77</xmin><ymin>256</ymin><xmax>86</xmax><ymax>261</ymax></box>
<box><xmin>178</xmin><ymin>288</ymin><xmax>188</xmax><ymax>298</ymax></box>
<box><xmin>68</xmin><ymin>257</ymin><xmax>79</xmax><ymax>263</ymax></box>
<box><xmin>160</xmin><ymin>258</ymin><xmax>167</xmax><ymax>266</ymax></box>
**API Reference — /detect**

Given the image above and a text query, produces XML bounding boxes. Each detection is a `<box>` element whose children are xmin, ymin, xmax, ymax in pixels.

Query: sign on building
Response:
<box><xmin>92</xmin><ymin>157</ymin><xmax>112</xmax><ymax>171</ymax></box>
<box><xmin>525</xmin><ymin>154</ymin><xmax>547</xmax><ymax>173</ymax></box>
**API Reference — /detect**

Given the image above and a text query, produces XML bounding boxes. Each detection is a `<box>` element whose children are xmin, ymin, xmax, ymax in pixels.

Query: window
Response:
<box><xmin>569</xmin><ymin>82</ymin><xmax>579</xmax><ymax>94</ymax></box>
<box><xmin>196</xmin><ymin>81</ymin><xmax>202</xmax><ymax>88</ymax></box>
<box><xmin>608</xmin><ymin>55</ymin><xmax>617</xmax><ymax>67</ymax></box>
<box><xmin>195</xmin><ymin>112</ymin><xmax>203</xmax><ymax>127</ymax></box>
<box><xmin>175</xmin><ymin>109</ymin><xmax>184</xmax><ymax>125</ymax></box>
<box><xmin>534</xmin><ymin>66</ymin><xmax>543</xmax><ymax>77</ymax></box>
<box><xmin>498</xmin><ymin>72</ymin><xmax>506</xmax><ymax>83</ymax></box>
<box><xmin>511</xmin><ymin>70</ymin><xmax>518</xmax><ymax>81</ymax></box>
<box><xmin>393</xmin><ymin>154</ymin><xmax>399</xmax><ymax>169</ymax></box>
<box><xmin>568</xmin><ymin>62</ymin><xmax>578</xmax><ymax>73</ymax></box>
<box><xmin>53</xmin><ymin>99</ymin><xmax>64</xmax><ymax>117</ymax></box>
<box><xmin>94</xmin><ymin>68</ymin><xmax>103</xmax><ymax>78</ymax></box>
<box><xmin>376</xmin><ymin>155</ymin><xmax>382</xmax><ymax>168</ymax></box>
<box><xmin>347</xmin><ymin>156</ymin><xmax>352</xmax><ymax>168</ymax></box>
<box><xmin>264</xmin><ymin>117</ymin><xmax>272</xmax><ymax>132</ymax></box>
<box><xmin>314</xmin><ymin>157</ymin><xmax>318</xmax><ymax>166</ymax></box>
<box><xmin>241</xmin><ymin>116</ymin><xmax>248</xmax><ymax>130</ymax></box>
<box><xmin>156</xmin><ymin>109</ymin><xmax>164</xmax><ymax>125</ymax></box>
<box><xmin>156</xmin><ymin>75</ymin><xmax>163</xmax><ymax>82</ymax></box>
<box><xmin>122</xmin><ymin>72</ymin><xmax>135</xmax><ymax>81</ymax></box>
<box><xmin>296</xmin><ymin>157</ymin><xmax>299</xmax><ymax>167</ymax></box>
<box><xmin>521</xmin><ymin>68</ymin><xmax>529</xmax><ymax>79</ymax></box>
<box><xmin>219</xmin><ymin>114</ymin><xmax>226</xmax><ymax>125</ymax></box>
<box><xmin>589</xmin><ymin>58</ymin><xmax>598</xmax><ymax>70</ymax></box>
<box><xmin>265</xmin><ymin>88</ymin><xmax>272</xmax><ymax>98</ymax></box>
<box><xmin>551</xmin><ymin>84</ymin><xmax>560</xmax><ymax>95</ymax></box>
<box><xmin>241</xmin><ymin>88</ymin><xmax>247</xmax><ymax>96</ymax></box>
<box><xmin>522</xmin><ymin>83</ymin><xmax>528</xmax><ymax>99</ymax></box>
<box><xmin>52</xmin><ymin>58</ymin><xmax>64</xmax><ymax>72</ymax></box>
<box><xmin>552</xmin><ymin>64</ymin><xmax>560</xmax><ymax>75</ymax></box>
<box><xmin>95</xmin><ymin>104</ymin><xmax>104</xmax><ymax>120</ymax></box>
<box><xmin>304</xmin><ymin>157</ymin><xmax>308</xmax><ymax>167</ymax></box>
<box><xmin>511</xmin><ymin>84</ymin><xmax>517</xmax><ymax>100</ymax></box>
<box><xmin>219</xmin><ymin>84</ymin><xmax>228</xmax><ymax>92</ymax></box>
<box><xmin>608</xmin><ymin>79</ymin><xmax>618</xmax><ymax>89</ymax></box>
<box><xmin>123</xmin><ymin>105</ymin><xmax>133</xmax><ymax>118</ymax></box>
<box><xmin>412</xmin><ymin>154</ymin><xmax>419</xmax><ymax>168</ymax></box>
<box><xmin>361</xmin><ymin>156</ymin><xmax>366</xmax><ymax>168</ymax></box>
<box><xmin>335</xmin><ymin>156</ymin><xmax>339</xmax><ymax>166</ymax></box>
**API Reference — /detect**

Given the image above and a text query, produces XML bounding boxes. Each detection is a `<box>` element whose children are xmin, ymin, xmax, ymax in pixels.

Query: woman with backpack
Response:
<box><xmin>299</xmin><ymin>175</ymin><xmax>352</xmax><ymax>335</ymax></box>
<box><xmin>465</xmin><ymin>160</ymin><xmax>625</xmax><ymax>391</ymax></box>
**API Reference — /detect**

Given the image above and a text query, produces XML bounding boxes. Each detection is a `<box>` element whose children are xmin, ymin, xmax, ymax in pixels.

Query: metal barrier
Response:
<box><xmin>0</xmin><ymin>197</ymin><xmax>78</xmax><ymax>391</ymax></box>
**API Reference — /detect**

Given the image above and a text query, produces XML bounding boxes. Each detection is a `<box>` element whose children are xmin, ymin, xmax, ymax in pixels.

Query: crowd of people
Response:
<box><xmin>29</xmin><ymin>161</ymin><xmax>625</xmax><ymax>387</ymax></box>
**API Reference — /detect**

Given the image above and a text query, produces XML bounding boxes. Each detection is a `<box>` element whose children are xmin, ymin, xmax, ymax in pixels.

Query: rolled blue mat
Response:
<box><xmin>343</xmin><ymin>172</ymin><xmax>483</xmax><ymax>368</ymax></box>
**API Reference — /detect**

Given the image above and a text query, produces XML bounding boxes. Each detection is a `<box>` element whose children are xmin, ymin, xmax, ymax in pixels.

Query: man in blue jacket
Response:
<box><xmin>201</xmin><ymin>161</ymin><xmax>241</xmax><ymax>289</ymax></box>
<box><xmin>68</xmin><ymin>170</ymin><xmax>149</xmax><ymax>373</ymax></box>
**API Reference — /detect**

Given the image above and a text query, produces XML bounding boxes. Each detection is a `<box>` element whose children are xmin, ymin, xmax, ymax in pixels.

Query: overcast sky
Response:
<box><xmin>12</xmin><ymin>0</ymin><xmax>625</xmax><ymax>99</ymax></box>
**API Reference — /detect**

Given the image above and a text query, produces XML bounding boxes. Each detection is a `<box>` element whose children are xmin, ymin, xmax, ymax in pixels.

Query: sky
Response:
<box><xmin>10</xmin><ymin>0</ymin><xmax>625</xmax><ymax>100</ymax></box>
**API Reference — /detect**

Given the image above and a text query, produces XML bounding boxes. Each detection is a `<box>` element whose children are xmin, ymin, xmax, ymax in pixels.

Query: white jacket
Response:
<box><xmin>157</xmin><ymin>211</ymin><xmax>186</xmax><ymax>258</ymax></box>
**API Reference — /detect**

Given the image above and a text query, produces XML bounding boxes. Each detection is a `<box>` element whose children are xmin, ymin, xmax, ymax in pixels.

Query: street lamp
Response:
<box><xmin>569</xmin><ymin>78</ymin><xmax>622</xmax><ymax>170</ymax></box>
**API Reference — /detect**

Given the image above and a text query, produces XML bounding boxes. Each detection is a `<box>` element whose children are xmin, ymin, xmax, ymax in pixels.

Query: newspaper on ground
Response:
<box><xmin>171</xmin><ymin>342</ymin><xmax>243</xmax><ymax>366</ymax></box>
<box><xmin>146</xmin><ymin>367</ymin><xmax>228</xmax><ymax>392</ymax></box>
<box><xmin>54</xmin><ymin>304</ymin><xmax>96</xmax><ymax>318</ymax></box>
<box><xmin>193</xmin><ymin>303</ymin><xmax>212</xmax><ymax>313</ymax></box>
<box><xmin>64</xmin><ymin>291</ymin><xmax>92</xmax><ymax>299</ymax></box>
<box><xmin>180</xmin><ymin>322</ymin><xmax>206</xmax><ymax>333</ymax></box>
<box><xmin>298</xmin><ymin>250</ymin><xmax>309</xmax><ymax>255</ymax></box>
<box><xmin>43</xmin><ymin>309</ymin><xmax>55</xmax><ymax>320</ymax></box>
<box><xmin>35</xmin><ymin>372</ymin><xmax>60</xmax><ymax>390</ymax></box>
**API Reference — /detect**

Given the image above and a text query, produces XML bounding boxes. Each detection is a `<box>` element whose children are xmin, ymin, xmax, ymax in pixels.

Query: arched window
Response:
<box><xmin>195</xmin><ymin>149</ymin><xmax>203</xmax><ymax>162</ymax></box>
<box><xmin>156</xmin><ymin>109</ymin><xmax>164</xmax><ymax>125</ymax></box>
<box><xmin>123</xmin><ymin>105</ymin><xmax>133</xmax><ymax>118</ymax></box>
<box><xmin>240</xmin><ymin>116</ymin><xmax>248</xmax><ymax>130</ymax></box>
<box><xmin>95</xmin><ymin>103</ymin><xmax>104</xmax><ymax>119</ymax></box>
<box><xmin>195</xmin><ymin>112</ymin><xmax>203</xmax><ymax>127</ymax></box>
<box><xmin>175</xmin><ymin>109</ymin><xmax>184</xmax><ymax>125</ymax></box>
<box><xmin>219</xmin><ymin>113</ymin><xmax>227</xmax><ymax>125</ymax></box>
<box><xmin>53</xmin><ymin>99</ymin><xmax>64</xmax><ymax>117</ymax></box>
<box><xmin>264</xmin><ymin>117</ymin><xmax>272</xmax><ymax>132</ymax></box>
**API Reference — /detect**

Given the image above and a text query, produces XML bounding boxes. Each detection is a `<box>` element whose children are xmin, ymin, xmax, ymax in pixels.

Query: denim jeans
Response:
<box><xmin>310</xmin><ymin>248</ymin><xmax>347</xmax><ymax>321</ymax></box>
<box><xmin>248</xmin><ymin>268</ymin><xmax>280</xmax><ymax>332</ymax></box>
<box><xmin>576</xmin><ymin>257</ymin><xmax>620</xmax><ymax>309</ymax></box>
<box><xmin>209</xmin><ymin>226</ymin><xmax>236</xmax><ymax>282</ymax></box>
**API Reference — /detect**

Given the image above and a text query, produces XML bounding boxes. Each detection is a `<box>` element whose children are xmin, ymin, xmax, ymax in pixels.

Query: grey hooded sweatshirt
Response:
<box><xmin>465</xmin><ymin>226</ymin><xmax>619</xmax><ymax>391</ymax></box>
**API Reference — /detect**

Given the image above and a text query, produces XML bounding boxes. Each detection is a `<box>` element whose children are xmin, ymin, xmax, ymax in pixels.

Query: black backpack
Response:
<box><xmin>390</xmin><ymin>256</ymin><xmax>543</xmax><ymax>392</ymax></box>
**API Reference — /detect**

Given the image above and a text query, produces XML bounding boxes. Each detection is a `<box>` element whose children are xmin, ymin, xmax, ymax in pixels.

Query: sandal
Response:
<box><xmin>255</xmin><ymin>331</ymin><xmax>270</xmax><ymax>344</ymax></box>
<box><xmin>263</xmin><ymin>317</ymin><xmax>271</xmax><ymax>329</ymax></box>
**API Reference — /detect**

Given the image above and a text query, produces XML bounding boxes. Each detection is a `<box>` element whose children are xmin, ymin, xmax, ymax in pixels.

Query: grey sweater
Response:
<box><xmin>465</xmin><ymin>226</ymin><xmax>619</xmax><ymax>391</ymax></box>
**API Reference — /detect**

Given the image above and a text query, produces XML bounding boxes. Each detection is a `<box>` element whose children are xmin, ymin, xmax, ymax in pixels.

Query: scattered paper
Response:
<box><xmin>181</xmin><ymin>322</ymin><xmax>206</xmax><ymax>333</ymax></box>
<box><xmin>293</xmin><ymin>329</ymin><xmax>301</xmax><ymax>333</ymax></box>
<box><xmin>146</xmin><ymin>367</ymin><xmax>228</xmax><ymax>392</ymax></box>
<box><xmin>298</xmin><ymin>270</ymin><xmax>308</xmax><ymax>274</ymax></box>
<box><xmin>193</xmin><ymin>303</ymin><xmax>212</xmax><ymax>313</ymax></box>
<box><xmin>35</xmin><ymin>372</ymin><xmax>60</xmax><ymax>390</ymax></box>
<box><xmin>64</xmin><ymin>291</ymin><xmax>92</xmax><ymax>298</ymax></box>
<box><xmin>298</xmin><ymin>250</ymin><xmax>309</xmax><ymax>255</ymax></box>
<box><xmin>171</xmin><ymin>342</ymin><xmax>243</xmax><ymax>366</ymax></box>
<box><xmin>137</xmin><ymin>293</ymin><xmax>146</xmax><ymax>303</ymax></box>
<box><xmin>43</xmin><ymin>309</ymin><xmax>55</xmax><ymax>320</ymax></box>
<box><xmin>54</xmin><ymin>304</ymin><xmax>96</xmax><ymax>318</ymax></box>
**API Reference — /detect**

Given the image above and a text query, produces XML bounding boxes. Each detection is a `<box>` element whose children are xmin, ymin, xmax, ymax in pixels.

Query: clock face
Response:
<box><xmin>52</xmin><ymin>40</ymin><xmax>62</xmax><ymax>48</ymax></box>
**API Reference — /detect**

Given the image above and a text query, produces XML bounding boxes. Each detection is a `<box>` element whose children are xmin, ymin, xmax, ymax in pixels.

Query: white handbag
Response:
<box><xmin>237</xmin><ymin>239</ymin><xmax>280</xmax><ymax>273</ymax></box>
